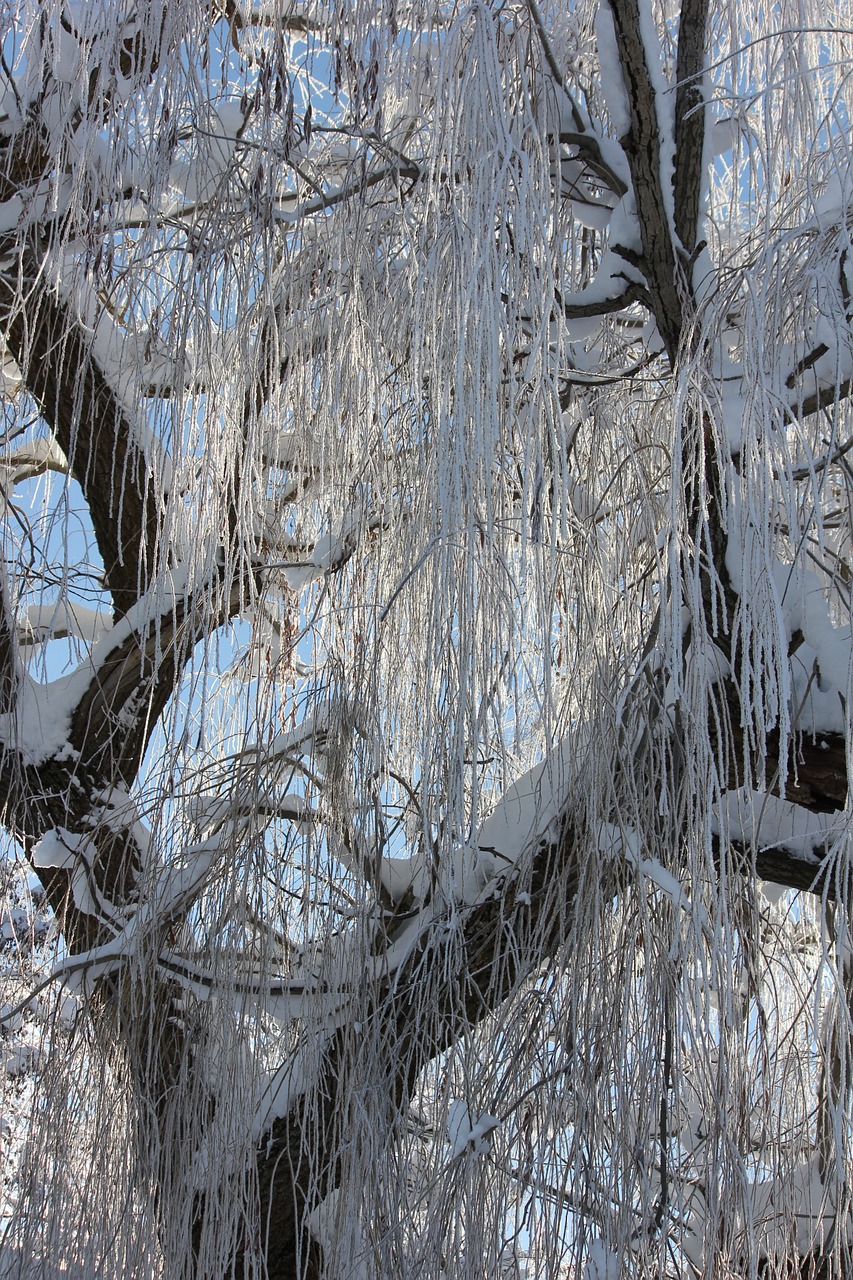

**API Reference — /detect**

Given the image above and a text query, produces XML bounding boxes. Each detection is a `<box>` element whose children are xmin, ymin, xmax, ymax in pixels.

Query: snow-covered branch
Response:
<box><xmin>0</xmin><ymin>265</ymin><xmax>163</xmax><ymax>616</ymax></box>
<box><xmin>604</xmin><ymin>0</ymin><xmax>682</xmax><ymax>357</ymax></box>
<box><xmin>2</xmin><ymin>3</ymin><xmax>853</xmax><ymax>1278</ymax></box>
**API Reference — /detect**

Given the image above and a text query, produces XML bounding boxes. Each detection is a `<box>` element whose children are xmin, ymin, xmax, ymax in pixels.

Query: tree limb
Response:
<box><xmin>673</xmin><ymin>0</ymin><xmax>710</xmax><ymax>255</ymax></box>
<box><xmin>0</xmin><ymin>258</ymin><xmax>161</xmax><ymax>618</ymax></box>
<box><xmin>247</xmin><ymin>707</ymin><xmax>851</xmax><ymax>1279</ymax></box>
<box><xmin>606</xmin><ymin>0</ymin><xmax>683</xmax><ymax>358</ymax></box>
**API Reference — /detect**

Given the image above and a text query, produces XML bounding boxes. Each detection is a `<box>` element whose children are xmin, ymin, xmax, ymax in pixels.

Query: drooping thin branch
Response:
<box><xmin>524</xmin><ymin>0</ymin><xmax>628</xmax><ymax>199</ymax></box>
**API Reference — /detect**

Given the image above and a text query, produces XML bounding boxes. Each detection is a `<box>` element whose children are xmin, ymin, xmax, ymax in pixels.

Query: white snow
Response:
<box><xmin>0</xmin><ymin>343</ymin><xmax>22</xmax><ymax>397</ymax></box>
<box><xmin>0</xmin><ymin>437</ymin><xmax>68</xmax><ymax>490</ymax></box>
<box><xmin>477</xmin><ymin>738</ymin><xmax>573</xmax><ymax>869</ymax></box>
<box><xmin>718</xmin><ymin>789</ymin><xmax>837</xmax><ymax>865</ymax></box>
<box><xmin>367</xmin><ymin>912</ymin><xmax>427</xmax><ymax>977</ymax></box>
<box><xmin>709</xmin><ymin>116</ymin><xmax>741</xmax><ymax>157</ymax></box>
<box><xmin>380</xmin><ymin>853</ymin><xmax>428</xmax><ymax>902</ymax></box>
<box><xmin>51</xmin><ymin>914</ymin><xmax>144</xmax><ymax>995</ymax></box>
<box><xmin>445</xmin><ymin>844</ymin><xmax>497</xmax><ymax>904</ymax></box>
<box><xmin>252</xmin><ymin>1045</ymin><xmax>314</xmax><ymax>1137</ymax></box>
<box><xmin>282</xmin><ymin>518</ymin><xmax>358</xmax><ymax>592</ymax></box>
<box><xmin>0</xmin><ymin>907</ymin><xmax>30</xmax><ymax>943</ymax></box>
<box><xmin>47</xmin><ymin>832</ymin><xmax>225</xmax><ymax>994</ymax></box>
<box><xmin>759</xmin><ymin>879</ymin><xmax>788</xmax><ymax>906</ymax></box>
<box><xmin>0</xmin><ymin>566</ymin><xmax>196</xmax><ymax>764</ymax></box>
<box><xmin>635</xmin><ymin>856</ymin><xmax>693</xmax><ymax>914</ymax></box>
<box><xmin>50</xmin><ymin>19</ymin><xmax>82</xmax><ymax>85</ymax></box>
<box><xmin>31</xmin><ymin>828</ymin><xmax>80</xmax><ymax>872</ymax></box>
<box><xmin>0</xmin><ymin>674</ymin><xmax>80</xmax><ymax>766</ymax></box>
<box><xmin>92</xmin><ymin>783</ymin><xmax>151</xmax><ymax>866</ymax></box>
<box><xmin>264</xmin><ymin>427</ymin><xmax>323</xmax><ymax>471</ymax></box>
<box><xmin>595</xmin><ymin>2</ymin><xmax>632</xmax><ymax>137</ymax></box>
<box><xmin>803</xmin><ymin>587</ymin><xmax>851</xmax><ymax>700</ymax></box>
<box><xmin>722</xmin><ymin>520</ymin><xmax>852</xmax><ymax>734</ymax></box>
<box><xmin>570</xmin><ymin>198</ymin><xmax>614</xmax><ymax>232</ymax></box>
<box><xmin>306</xmin><ymin>1190</ymin><xmax>370</xmax><ymax>1280</ymax></box>
<box><xmin>0</xmin><ymin>194</ymin><xmax>24</xmax><ymax>235</ymax></box>
<box><xmin>281</xmin><ymin>561</ymin><xmax>318</xmax><ymax>592</ymax></box>
<box><xmin>747</xmin><ymin>1158</ymin><xmax>841</xmax><ymax>1258</ymax></box>
<box><xmin>720</xmin><ymin>384</ymin><xmax>748</xmax><ymax>451</ymax></box>
<box><xmin>32</xmin><ymin>829</ymin><xmax>114</xmax><ymax>927</ymax></box>
<box><xmin>595</xmin><ymin>823</ymin><xmax>704</xmax><ymax>925</ymax></box>
<box><xmin>167</xmin><ymin>101</ymin><xmax>244</xmax><ymax>207</ymax></box>
<box><xmin>790</xmin><ymin>643</ymin><xmax>846</xmax><ymax>734</ymax></box>
<box><xmin>3</xmin><ymin>1045</ymin><xmax>33</xmax><ymax>1078</ymax></box>
<box><xmin>19</xmin><ymin>601</ymin><xmax>111</xmax><ymax>646</ymax></box>
<box><xmin>151</xmin><ymin>845</ymin><xmax>218</xmax><ymax>917</ymax></box>
<box><xmin>447</xmin><ymin>1100</ymin><xmax>500</xmax><ymax>1157</ymax></box>
<box><xmin>267</xmin><ymin>715</ymin><xmax>327</xmax><ymax>766</ymax></box>
<box><xmin>594</xmin><ymin>821</ymin><xmax>640</xmax><ymax>865</ymax></box>
<box><xmin>583</xmin><ymin>1239</ymin><xmax>620</xmax><ymax>1280</ymax></box>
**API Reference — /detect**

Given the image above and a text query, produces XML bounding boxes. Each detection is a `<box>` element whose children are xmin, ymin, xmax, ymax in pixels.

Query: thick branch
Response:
<box><xmin>557</xmin><ymin>277</ymin><xmax>649</xmax><ymax>321</ymax></box>
<box><xmin>0</xmin><ymin>561</ymin><xmax>17</xmax><ymax>715</ymax></box>
<box><xmin>0</xmin><ymin>260</ymin><xmax>160</xmax><ymax>617</ymax></box>
<box><xmin>68</xmin><ymin>598</ymin><xmax>194</xmax><ymax>788</ymax></box>
<box><xmin>673</xmin><ymin>0</ymin><xmax>710</xmax><ymax>254</ymax></box>
<box><xmin>752</xmin><ymin>841</ymin><xmax>845</xmax><ymax>897</ymax></box>
<box><xmin>606</xmin><ymin>0</ymin><xmax>683</xmax><ymax>358</ymax></box>
<box><xmin>246</xmin><ymin>703</ymin><xmax>850</xmax><ymax>1278</ymax></box>
<box><xmin>789</xmin><ymin>374</ymin><xmax>853</xmax><ymax>423</ymax></box>
<box><xmin>247</xmin><ymin>823</ymin><xmax>584</xmax><ymax>1280</ymax></box>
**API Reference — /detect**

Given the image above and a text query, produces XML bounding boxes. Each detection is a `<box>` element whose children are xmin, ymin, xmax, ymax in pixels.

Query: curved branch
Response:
<box><xmin>0</xmin><ymin>261</ymin><xmax>161</xmax><ymax>618</ymax></box>
<box><xmin>66</xmin><ymin>569</ymin><xmax>250</xmax><ymax>787</ymax></box>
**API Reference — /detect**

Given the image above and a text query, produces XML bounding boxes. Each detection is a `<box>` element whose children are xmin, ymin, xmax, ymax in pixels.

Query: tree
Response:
<box><xmin>1</xmin><ymin>0</ymin><xmax>853</xmax><ymax>1275</ymax></box>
